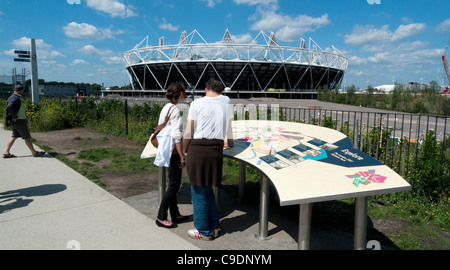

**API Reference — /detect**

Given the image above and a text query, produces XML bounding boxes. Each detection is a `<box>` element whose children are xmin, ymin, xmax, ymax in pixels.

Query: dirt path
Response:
<box><xmin>32</xmin><ymin>127</ymin><xmax>159</xmax><ymax>199</ymax></box>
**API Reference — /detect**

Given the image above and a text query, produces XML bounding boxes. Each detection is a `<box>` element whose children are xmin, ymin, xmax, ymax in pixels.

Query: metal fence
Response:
<box><xmin>279</xmin><ymin>107</ymin><xmax>449</xmax><ymax>180</ymax></box>
<box><xmin>282</xmin><ymin>107</ymin><xmax>448</xmax><ymax>142</ymax></box>
<box><xmin>97</xmin><ymin>97</ymin><xmax>450</xmax><ymax>199</ymax></box>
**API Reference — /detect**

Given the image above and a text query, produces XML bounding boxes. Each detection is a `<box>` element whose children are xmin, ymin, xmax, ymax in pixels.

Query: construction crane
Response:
<box><xmin>442</xmin><ymin>44</ymin><xmax>450</xmax><ymax>94</ymax></box>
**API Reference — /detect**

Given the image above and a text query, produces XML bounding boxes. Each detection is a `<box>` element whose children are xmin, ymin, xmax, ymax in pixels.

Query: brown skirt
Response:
<box><xmin>186</xmin><ymin>139</ymin><xmax>224</xmax><ymax>187</ymax></box>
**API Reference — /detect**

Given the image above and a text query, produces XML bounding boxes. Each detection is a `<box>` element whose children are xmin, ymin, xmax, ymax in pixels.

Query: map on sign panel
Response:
<box><xmin>227</xmin><ymin>124</ymin><xmax>382</xmax><ymax>171</ymax></box>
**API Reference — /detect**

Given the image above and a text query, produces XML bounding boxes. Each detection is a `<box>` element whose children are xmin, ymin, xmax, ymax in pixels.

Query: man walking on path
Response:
<box><xmin>3</xmin><ymin>84</ymin><xmax>45</xmax><ymax>158</ymax></box>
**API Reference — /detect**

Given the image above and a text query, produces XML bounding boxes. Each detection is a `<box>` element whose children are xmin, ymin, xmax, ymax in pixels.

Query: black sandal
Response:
<box><xmin>33</xmin><ymin>151</ymin><xmax>45</xmax><ymax>157</ymax></box>
<box><xmin>3</xmin><ymin>153</ymin><xmax>16</xmax><ymax>158</ymax></box>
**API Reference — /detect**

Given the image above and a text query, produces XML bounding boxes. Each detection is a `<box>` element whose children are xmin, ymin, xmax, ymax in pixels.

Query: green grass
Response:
<box><xmin>105</xmin><ymin>151</ymin><xmax>158</xmax><ymax>173</ymax></box>
<box><xmin>220</xmin><ymin>157</ymin><xmax>450</xmax><ymax>250</ymax></box>
<box><xmin>36</xmin><ymin>144</ymin><xmax>105</xmax><ymax>187</ymax></box>
<box><xmin>77</xmin><ymin>147</ymin><xmax>125</xmax><ymax>162</ymax></box>
<box><xmin>366</xmin><ymin>197</ymin><xmax>450</xmax><ymax>250</ymax></box>
<box><xmin>33</xmin><ymin>141</ymin><xmax>158</xmax><ymax>189</ymax></box>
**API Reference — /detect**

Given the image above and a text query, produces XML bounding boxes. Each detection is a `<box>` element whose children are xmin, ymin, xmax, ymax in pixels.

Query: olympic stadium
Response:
<box><xmin>119</xmin><ymin>29</ymin><xmax>348</xmax><ymax>99</ymax></box>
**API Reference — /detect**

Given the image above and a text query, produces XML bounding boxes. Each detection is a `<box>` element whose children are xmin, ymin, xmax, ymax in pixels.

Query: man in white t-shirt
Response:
<box><xmin>183</xmin><ymin>79</ymin><xmax>233</xmax><ymax>240</ymax></box>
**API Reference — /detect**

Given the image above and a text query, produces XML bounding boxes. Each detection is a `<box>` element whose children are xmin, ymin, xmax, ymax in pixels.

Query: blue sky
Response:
<box><xmin>0</xmin><ymin>0</ymin><xmax>449</xmax><ymax>89</ymax></box>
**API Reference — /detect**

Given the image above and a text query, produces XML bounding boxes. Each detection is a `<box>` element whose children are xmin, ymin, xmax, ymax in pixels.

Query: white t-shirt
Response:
<box><xmin>187</xmin><ymin>95</ymin><xmax>233</xmax><ymax>140</ymax></box>
<box><xmin>158</xmin><ymin>103</ymin><xmax>183</xmax><ymax>143</ymax></box>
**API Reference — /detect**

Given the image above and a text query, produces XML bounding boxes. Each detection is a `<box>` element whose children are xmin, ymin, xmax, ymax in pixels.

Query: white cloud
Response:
<box><xmin>199</xmin><ymin>0</ymin><xmax>222</xmax><ymax>7</ymax></box>
<box><xmin>101</xmin><ymin>26</ymin><xmax>125</xmax><ymax>39</ymax></box>
<box><xmin>63</xmin><ymin>22</ymin><xmax>102</xmax><ymax>40</ymax></box>
<box><xmin>78</xmin><ymin>45</ymin><xmax>113</xmax><ymax>56</ymax></box>
<box><xmin>349</xmin><ymin>70</ymin><xmax>367</xmax><ymax>76</ymax></box>
<box><xmin>101</xmin><ymin>56</ymin><xmax>123</xmax><ymax>65</ymax></box>
<box><xmin>360</xmin><ymin>40</ymin><xmax>429</xmax><ymax>53</ymax></box>
<box><xmin>231</xmin><ymin>33</ymin><xmax>253</xmax><ymax>44</ymax></box>
<box><xmin>40</xmin><ymin>60</ymin><xmax>56</xmax><ymax>66</ymax></box>
<box><xmin>63</xmin><ymin>22</ymin><xmax>124</xmax><ymax>40</ymax></box>
<box><xmin>401</xmin><ymin>17</ymin><xmax>413</xmax><ymax>24</ymax></box>
<box><xmin>435</xmin><ymin>18</ymin><xmax>450</xmax><ymax>33</ymax></box>
<box><xmin>365</xmin><ymin>48</ymin><xmax>442</xmax><ymax>68</ymax></box>
<box><xmin>346</xmin><ymin>42</ymin><xmax>443</xmax><ymax>86</ymax></box>
<box><xmin>4</xmin><ymin>37</ymin><xmax>64</xmax><ymax>60</ymax></box>
<box><xmin>250</xmin><ymin>11</ymin><xmax>330</xmax><ymax>42</ymax></box>
<box><xmin>347</xmin><ymin>55</ymin><xmax>368</xmax><ymax>66</ymax></box>
<box><xmin>158</xmin><ymin>18</ymin><xmax>179</xmax><ymax>32</ymax></box>
<box><xmin>71</xmin><ymin>59</ymin><xmax>88</xmax><ymax>65</ymax></box>
<box><xmin>85</xmin><ymin>0</ymin><xmax>137</xmax><ymax>18</ymax></box>
<box><xmin>343</xmin><ymin>20</ymin><xmax>444</xmax><ymax>87</ymax></box>
<box><xmin>2</xmin><ymin>49</ymin><xmax>16</xmax><ymax>56</ymax></box>
<box><xmin>234</xmin><ymin>0</ymin><xmax>278</xmax><ymax>5</ymax></box>
<box><xmin>350</xmin><ymin>41</ymin><xmax>442</xmax><ymax>68</ymax></box>
<box><xmin>344</xmin><ymin>25</ymin><xmax>391</xmax><ymax>45</ymax></box>
<box><xmin>391</xmin><ymin>23</ymin><xmax>426</xmax><ymax>41</ymax></box>
<box><xmin>344</xmin><ymin>23</ymin><xmax>425</xmax><ymax>45</ymax></box>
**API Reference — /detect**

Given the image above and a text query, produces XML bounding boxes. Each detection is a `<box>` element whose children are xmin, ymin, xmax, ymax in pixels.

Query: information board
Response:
<box><xmin>223</xmin><ymin>120</ymin><xmax>411</xmax><ymax>206</ymax></box>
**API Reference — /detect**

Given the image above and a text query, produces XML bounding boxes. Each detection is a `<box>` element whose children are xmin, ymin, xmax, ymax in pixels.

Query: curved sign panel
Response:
<box><xmin>224</xmin><ymin>120</ymin><xmax>411</xmax><ymax>206</ymax></box>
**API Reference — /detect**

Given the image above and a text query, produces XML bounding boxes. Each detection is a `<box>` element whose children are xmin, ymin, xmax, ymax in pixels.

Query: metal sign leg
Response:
<box><xmin>298</xmin><ymin>203</ymin><xmax>313</xmax><ymax>250</ymax></box>
<box><xmin>256</xmin><ymin>175</ymin><xmax>270</xmax><ymax>240</ymax></box>
<box><xmin>238</xmin><ymin>162</ymin><xmax>246</xmax><ymax>199</ymax></box>
<box><xmin>354</xmin><ymin>196</ymin><xmax>368</xmax><ymax>250</ymax></box>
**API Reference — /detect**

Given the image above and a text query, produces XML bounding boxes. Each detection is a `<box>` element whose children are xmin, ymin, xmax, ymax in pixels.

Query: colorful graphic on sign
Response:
<box><xmin>346</xmin><ymin>169</ymin><xmax>388</xmax><ymax>187</ymax></box>
<box><xmin>229</xmin><ymin>122</ymin><xmax>384</xmax><ymax>173</ymax></box>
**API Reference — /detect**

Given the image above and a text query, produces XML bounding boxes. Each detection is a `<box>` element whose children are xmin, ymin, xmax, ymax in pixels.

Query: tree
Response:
<box><xmin>390</xmin><ymin>84</ymin><xmax>402</xmax><ymax>111</ymax></box>
<box><xmin>429</xmin><ymin>80</ymin><xmax>440</xmax><ymax>92</ymax></box>
<box><xmin>90</xmin><ymin>83</ymin><xmax>102</xmax><ymax>96</ymax></box>
<box><xmin>366</xmin><ymin>85</ymin><xmax>375</xmax><ymax>107</ymax></box>
<box><xmin>346</xmin><ymin>85</ymin><xmax>356</xmax><ymax>104</ymax></box>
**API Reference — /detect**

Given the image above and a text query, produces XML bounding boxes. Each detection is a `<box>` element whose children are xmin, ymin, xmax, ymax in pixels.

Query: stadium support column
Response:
<box><xmin>30</xmin><ymin>39</ymin><xmax>39</xmax><ymax>105</ymax></box>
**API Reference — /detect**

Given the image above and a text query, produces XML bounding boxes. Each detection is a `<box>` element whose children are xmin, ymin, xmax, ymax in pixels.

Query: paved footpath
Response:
<box><xmin>0</xmin><ymin>123</ymin><xmax>199</xmax><ymax>250</ymax></box>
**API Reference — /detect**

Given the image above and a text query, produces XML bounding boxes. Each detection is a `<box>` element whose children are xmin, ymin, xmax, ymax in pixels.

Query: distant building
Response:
<box><xmin>374</xmin><ymin>85</ymin><xmax>395</xmax><ymax>92</ymax></box>
<box><xmin>39</xmin><ymin>84</ymin><xmax>90</xmax><ymax>97</ymax></box>
<box><xmin>372</xmin><ymin>82</ymin><xmax>430</xmax><ymax>93</ymax></box>
<box><xmin>404</xmin><ymin>82</ymin><xmax>428</xmax><ymax>91</ymax></box>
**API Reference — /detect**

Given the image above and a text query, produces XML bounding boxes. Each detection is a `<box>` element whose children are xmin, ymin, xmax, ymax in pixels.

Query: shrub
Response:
<box><xmin>408</xmin><ymin>131</ymin><xmax>449</xmax><ymax>202</ymax></box>
<box><xmin>0</xmin><ymin>98</ymin><xmax>6</xmax><ymax>119</ymax></box>
<box><xmin>28</xmin><ymin>99</ymin><xmax>66</xmax><ymax>131</ymax></box>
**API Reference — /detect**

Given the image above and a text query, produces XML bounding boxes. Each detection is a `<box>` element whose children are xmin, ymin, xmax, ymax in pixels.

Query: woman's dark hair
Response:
<box><xmin>165</xmin><ymin>83</ymin><xmax>186</xmax><ymax>103</ymax></box>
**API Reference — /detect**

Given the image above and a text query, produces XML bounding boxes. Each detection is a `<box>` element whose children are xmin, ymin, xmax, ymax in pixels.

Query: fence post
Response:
<box><xmin>125</xmin><ymin>99</ymin><xmax>128</xmax><ymax>135</ymax></box>
<box><xmin>354</xmin><ymin>119</ymin><xmax>359</xmax><ymax>149</ymax></box>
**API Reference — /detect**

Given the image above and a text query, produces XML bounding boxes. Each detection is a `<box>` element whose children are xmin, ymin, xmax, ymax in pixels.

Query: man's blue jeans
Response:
<box><xmin>190</xmin><ymin>186</ymin><xmax>220</xmax><ymax>236</ymax></box>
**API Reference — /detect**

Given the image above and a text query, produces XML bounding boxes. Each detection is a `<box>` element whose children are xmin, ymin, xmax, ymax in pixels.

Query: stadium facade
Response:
<box><xmin>121</xmin><ymin>29</ymin><xmax>348</xmax><ymax>98</ymax></box>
